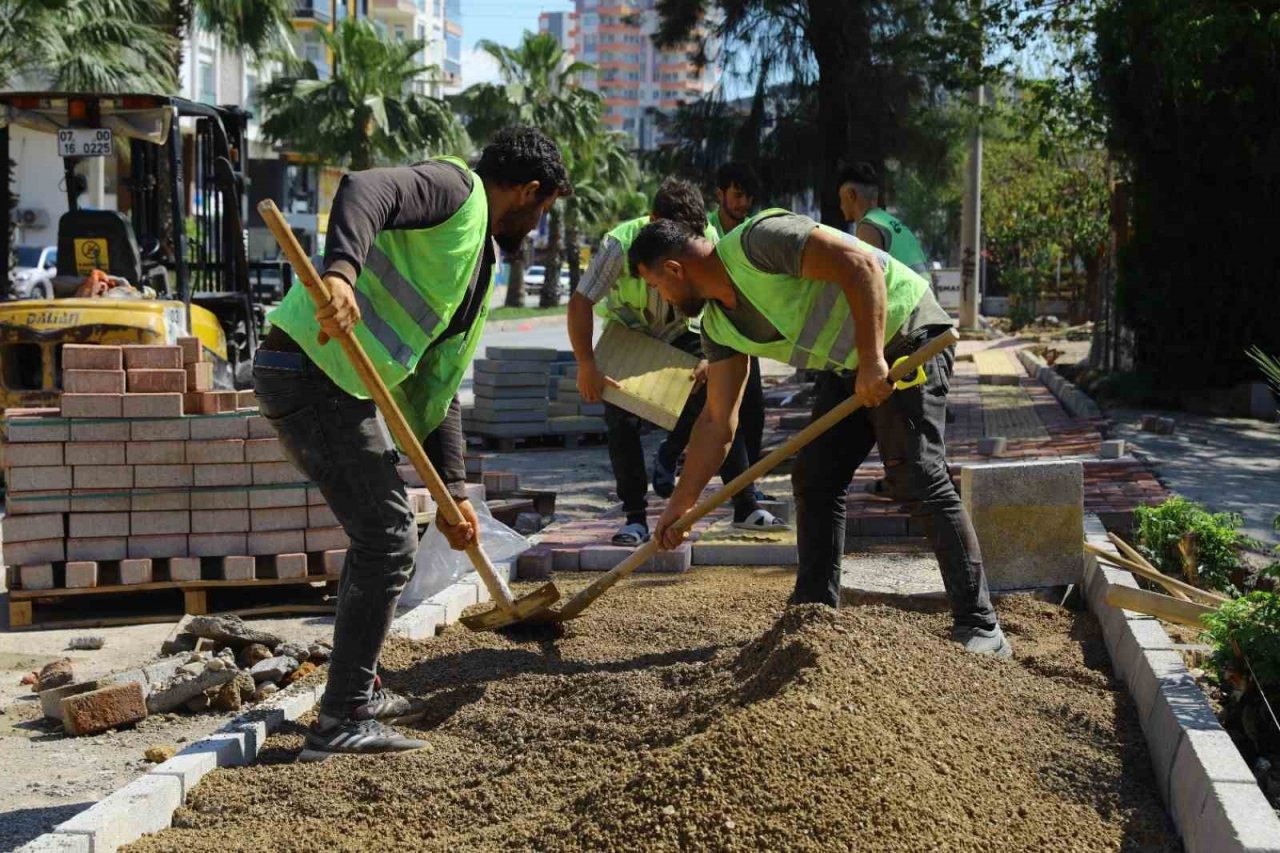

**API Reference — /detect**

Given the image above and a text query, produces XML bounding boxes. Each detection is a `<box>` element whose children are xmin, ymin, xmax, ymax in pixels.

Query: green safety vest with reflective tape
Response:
<box><xmin>859</xmin><ymin>207</ymin><xmax>929</xmax><ymax>274</ymax></box>
<box><xmin>708</xmin><ymin>210</ymin><xmax>726</xmax><ymax>239</ymax></box>
<box><xmin>702</xmin><ymin>208</ymin><xmax>928</xmax><ymax>371</ymax></box>
<box><xmin>267</xmin><ymin>156</ymin><xmax>492</xmax><ymax>441</ymax></box>
<box><xmin>595</xmin><ymin>215</ymin><xmax>716</xmax><ymax>335</ymax></box>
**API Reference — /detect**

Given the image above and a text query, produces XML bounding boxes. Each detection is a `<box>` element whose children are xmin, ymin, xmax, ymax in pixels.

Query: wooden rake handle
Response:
<box><xmin>257</xmin><ymin>200</ymin><xmax>518</xmax><ymax>614</ymax></box>
<box><xmin>555</xmin><ymin>327</ymin><xmax>961</xmax><ymax>621</ymax></box>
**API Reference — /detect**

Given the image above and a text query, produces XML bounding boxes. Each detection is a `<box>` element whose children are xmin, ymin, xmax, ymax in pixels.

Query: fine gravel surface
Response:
<box><xmin>129</xmin><ymin>568</ymin><xmax>1178</xmax><ymax>852</ymax></box>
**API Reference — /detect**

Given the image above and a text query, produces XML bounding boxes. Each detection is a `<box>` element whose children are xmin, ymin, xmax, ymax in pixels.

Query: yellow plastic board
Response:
<box><xmin>594</xmin><ymin>322</ymin><xmax>698</xmax><ymax>430</ymax></box>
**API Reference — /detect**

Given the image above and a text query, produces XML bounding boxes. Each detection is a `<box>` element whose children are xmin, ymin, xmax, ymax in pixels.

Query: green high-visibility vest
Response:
<box><xmin>595</xmin><ymin>215</ymin><xmax>716</xmax><ymax>335</ymax></box>
<box><xmin>708</xmin><ymin>210</ymin><xmax>726</xmax><ymax>239</ymax></box>
<box><xmin>858</xmin><ymin>208</ymin><xmax>929</xmax><ymax>274</ymax></box>
<box><xmin>702</xmin><ymin>208</ymin><xmax>928</xmax><ymax>371</ymax></box>
<box><xmin>267</xmin><ymin>156</ymin><xmax>493</xmax><ymax>441</ymax></box>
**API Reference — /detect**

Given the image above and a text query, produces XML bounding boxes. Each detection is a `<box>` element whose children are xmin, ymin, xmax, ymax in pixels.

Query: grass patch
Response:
<box><xmin>489</xmin><ymin>304</ymin><xmax>568</xmax><ymax>321</ymax></box>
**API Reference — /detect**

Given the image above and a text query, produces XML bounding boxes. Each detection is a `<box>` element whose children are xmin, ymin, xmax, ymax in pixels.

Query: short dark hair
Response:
<box><xmin>714</xmin><ymin>161</ymin><xmax>759</xmax><ymax>197</ymax></box>
<box><xmin>837</xmin><ymin>161</ymin><xmax>879</xmax><ymax>189</ymax></box>
<box><xmin>628</xmin><ymin>219</ymin><xmax>695</xmax><ymax>277</ymax></box>
<box><xmin>475</xmin><ymin>126</ymin><xmax>572</xmax><ymax>199</ymax></box>
<box><xmin>651</xmin><ymin>177</ymin><xmax>706</xmax><ymax>236</ymax></box>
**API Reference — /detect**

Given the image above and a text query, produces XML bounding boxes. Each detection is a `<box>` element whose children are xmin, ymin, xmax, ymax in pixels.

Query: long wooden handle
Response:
<box><xmin>555</xmin><ymin>327</ymin><xmax>961</xmax><ymax>620</ymax></box>
<box><xmin>1084</xmin><ymin>543</ymin><xmax>1228</xmax><ymax>605</ymax></box>
<box><xmin>257</xmin><ymin>200</ymin><xmax>517</xmax><ymax>613</ymax></box>
<box><xmin>1104</xmin><ymin>584</ymin><xmax>1216</xmax><ymax>630</ymax></box>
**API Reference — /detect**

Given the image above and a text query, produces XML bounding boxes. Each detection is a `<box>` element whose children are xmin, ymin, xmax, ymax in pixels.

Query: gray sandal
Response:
<box><xmin>611</xmin><ymin>521</ymin><xmax>650</xmax><ymax>546</ymax></box>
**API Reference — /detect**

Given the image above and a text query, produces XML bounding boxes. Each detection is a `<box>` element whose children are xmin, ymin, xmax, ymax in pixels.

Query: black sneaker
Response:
<box><xmin>952</xmin><ymin>624</ymin><xmax>1013</xmax><ymax>658</ymax></box>
<box><xmin>354</xmin><ymin>689</ymin><xmax>427</xmax><ymax>725</ymax></box>
<box><xmin>299</xmin><ymin>716</ymin><xmax>430</xmax><ymax>762</ymax></box>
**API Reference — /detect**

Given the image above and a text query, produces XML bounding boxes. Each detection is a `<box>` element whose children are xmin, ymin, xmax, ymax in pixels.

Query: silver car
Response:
<box><xmin>11</xmin><ymin>245</ymin><xmax>57</xmax><ymax>299</ymax></box>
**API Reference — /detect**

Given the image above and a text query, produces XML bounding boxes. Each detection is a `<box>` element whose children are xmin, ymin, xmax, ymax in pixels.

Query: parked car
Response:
<box><xmin>10</xmin><ymin>245</ymin><xmax>57</xmax><ymax>299</ymax></box>
<box><xmin>524</xmin><ymin>265</ymin><xmax>571</xmax><ymax>296</ymax></box>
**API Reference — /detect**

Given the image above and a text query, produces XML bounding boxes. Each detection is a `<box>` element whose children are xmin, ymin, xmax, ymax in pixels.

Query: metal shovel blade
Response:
<box><xmin>459</xmin><ymin>582</ymin><xmax>561</xmax><ymax>631</ymax></box>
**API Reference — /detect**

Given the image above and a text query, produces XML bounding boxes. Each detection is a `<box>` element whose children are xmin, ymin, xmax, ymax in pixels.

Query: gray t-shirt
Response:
<box><xmin>700</xmin><ymin>213</ymin><xmax>953</xmax><ymax>363</ymax></box>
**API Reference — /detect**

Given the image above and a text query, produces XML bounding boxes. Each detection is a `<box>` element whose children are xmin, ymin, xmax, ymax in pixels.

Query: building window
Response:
<box><xmin>446</xmin><ymin>32</ymin><xmax>461</xmax><ymax>62</ymax></box>
<box><xmin>445</xmin><ymin>0</ymin><xmax>459</xmax><ymax>19</ymax></box>
<box><xmin>394</xmin><ymin>24</ymin><xmax>406</xmax><ymax>40</ymax></box>
<box><xmin>245</xmin><ymin>72</ymin><xmax>259</xmax><ymax>110</ymax></box>
<box><xmin>198</xmin><ymin>55</ymin><xmax>216</xmax><ymax>104</ymax></box>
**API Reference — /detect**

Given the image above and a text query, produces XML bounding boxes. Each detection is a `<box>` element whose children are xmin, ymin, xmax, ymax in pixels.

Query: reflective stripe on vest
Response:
<box><xmin>704</xmin><ymin>208</ymin><xmax>927</xmax><ymax>371</ymax></box>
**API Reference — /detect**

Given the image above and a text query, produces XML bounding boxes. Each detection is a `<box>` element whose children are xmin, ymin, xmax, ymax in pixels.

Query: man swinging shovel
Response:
<box><xmin>256</xmin><ymin>127</ymin><xmax>571</xmax><ymax>762</ymax></box>
<box><xmin>627</xmin><ymin>211</ymin><xmax>1012</xmax><ymax>658</ymax></box>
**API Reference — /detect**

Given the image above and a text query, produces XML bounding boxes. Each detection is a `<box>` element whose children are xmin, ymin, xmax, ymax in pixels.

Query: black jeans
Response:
<box><xmin>791</xmin><ymin>338</ymin><xmax>997</xmax><ymax>629</ymax></box>
<box><xmin>252</xmin><ymin>350</ymin><xmax>417</xmax><ymax>719</ymax></box>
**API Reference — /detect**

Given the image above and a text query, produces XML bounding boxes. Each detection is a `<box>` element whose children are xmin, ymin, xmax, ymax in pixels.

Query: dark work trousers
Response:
<box><xmin>252</xmin><ymin>350</ymin><xmax>417</xmax><ymax>720</ymax></box>
<box><xmin>791</xmin><ymin>337</ymin><xmax>998</xmax><ymax>629</ymax></box>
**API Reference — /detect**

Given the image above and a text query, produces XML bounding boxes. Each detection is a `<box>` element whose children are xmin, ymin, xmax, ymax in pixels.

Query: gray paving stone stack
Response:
<box><xmin>547</xmin><ymin>349</ymin><xmax>605</xmax><ymax>424</ymax></box>
<box><xmin>463</xmin><ymin>346</ymin><xmax>556</xmax><ymax>438</ymax></box>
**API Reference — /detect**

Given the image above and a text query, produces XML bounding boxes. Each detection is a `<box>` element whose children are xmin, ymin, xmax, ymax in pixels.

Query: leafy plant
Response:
<box><xmin>1248</xmin><ymin>346</ymin><xmax>1280</xmax><ymax>399</ymax></box>
<box><xmin>1134</xmin><ymin>496</ymin><xmax>1258</xmax><ymax>595</ymax></box>
<box><xmin>1203</xmin><ymin>592</ymin><xmax>1280</xmax><ymax>691</ymax></box>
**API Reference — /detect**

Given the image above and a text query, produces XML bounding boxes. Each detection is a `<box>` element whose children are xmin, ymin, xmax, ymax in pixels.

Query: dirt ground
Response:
<box><xmin>129</xmin><ymin>568</ymin><xmax>1177</xmax><ymax>853</ymax></box>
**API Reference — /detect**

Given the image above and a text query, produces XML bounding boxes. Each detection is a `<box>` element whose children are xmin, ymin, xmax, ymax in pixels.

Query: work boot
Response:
<box><xmin>952</xmin><ymin>624</ymin><xmax>1013</xmax><ymax>658</ymax></box>
<box><xmin>299</xmin><ymin>716</ymin><xmax>430</xmax><ymax>762</ymax></box>
<box><xmin>354</xmin><ymin>688</ymin><xmax>427</xmax><ymax>725</ymax></box>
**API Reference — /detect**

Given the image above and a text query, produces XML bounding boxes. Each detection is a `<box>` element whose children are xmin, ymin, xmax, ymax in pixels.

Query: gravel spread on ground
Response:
<box><xmin>128</xmin><ymin>568</ymin><xmax>1177</xmax><ymax>852</ymax></box>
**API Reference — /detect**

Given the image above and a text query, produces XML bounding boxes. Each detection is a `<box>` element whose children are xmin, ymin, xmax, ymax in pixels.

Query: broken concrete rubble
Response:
<box><xmin>186</xmin><ymin>614</ymin><xmax>283</xmax><ymax>649</ymax></box>
<box><xmin>249</xmin><ymin>656</ymin><xmax>298</xmax><ymax>683</ymax></box>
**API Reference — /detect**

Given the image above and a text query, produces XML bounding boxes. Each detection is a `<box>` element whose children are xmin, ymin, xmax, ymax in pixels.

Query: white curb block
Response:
<box><xmin>1018</xmin><ymin>348</ymin><xmax>1103</xmax><ymax>419</ymax></box>
<box><xmin>1083</xmin><ymin>514</ymin><xmax>1280</xmax><ymax>852</ymax></box>
<box><xmin>18</xmin><ymin>571</ymin><xmax>492</xmax><ymax>853</ymax></box>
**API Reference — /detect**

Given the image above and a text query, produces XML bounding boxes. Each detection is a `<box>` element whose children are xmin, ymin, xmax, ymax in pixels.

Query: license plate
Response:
<box><xmin>57</xmin><ymin>128</ymin><xmax>113</xmax><ymax>157</ymax></box>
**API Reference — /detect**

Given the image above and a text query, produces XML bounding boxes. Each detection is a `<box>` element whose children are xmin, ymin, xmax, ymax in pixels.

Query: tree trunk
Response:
<box><xmin>565</xmin><ymin>218</ymin><xmax>582</xmax><ymax>293</ymax></box>
<box><xmin>805</xmin><ymin>1</ymin><xmax>865</xmax><ymax>226</ymax></box>
<box><xmin>539</xmin><ymin>204</ymin><xmax>563</xmax><ymax>308</ymax></box>
<box><xmin>504</xmin><ymin>236</ymin><xmax>530</xmax><ymax>308</ymax></box>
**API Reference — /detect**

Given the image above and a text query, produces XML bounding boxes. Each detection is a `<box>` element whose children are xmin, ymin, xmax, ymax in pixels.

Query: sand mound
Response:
<box><xmin>127</xmin><ymin>569</ymin><xmax>1177</xmax><ymax>852</ymax></box>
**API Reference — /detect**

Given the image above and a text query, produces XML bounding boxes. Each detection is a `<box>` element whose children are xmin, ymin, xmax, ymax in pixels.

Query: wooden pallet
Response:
<box><xmin>471</xmin><ymin>431</ymin><xmax>607</xmax><ymax>452</ymax></box>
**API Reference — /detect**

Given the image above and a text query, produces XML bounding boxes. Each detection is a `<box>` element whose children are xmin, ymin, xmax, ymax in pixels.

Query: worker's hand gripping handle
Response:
<box><xmin>256</xmin><ymin>200</ymin><xmax>517</xmax><ymax>613</ymax></box>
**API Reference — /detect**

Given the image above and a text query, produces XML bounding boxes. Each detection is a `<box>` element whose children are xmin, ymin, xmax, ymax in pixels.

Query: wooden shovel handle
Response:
<box><xmin>257</xmin><ymin>200</ymin><xmax>517</xmax><ymax>613</ymax></box>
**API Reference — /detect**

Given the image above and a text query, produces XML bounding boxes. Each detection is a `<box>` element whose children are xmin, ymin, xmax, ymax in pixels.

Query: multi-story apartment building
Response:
<box><xmin>368</xmin><ymin>0</ymin><xmax>463</xmax><ymax>96</ymax></box>
<box><xmin>540</xmin><ymin>1</ymin><xmax>717</xmax><ymax>150</ymax></box>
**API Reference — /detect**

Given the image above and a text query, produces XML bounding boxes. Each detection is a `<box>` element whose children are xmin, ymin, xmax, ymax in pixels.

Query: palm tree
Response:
<box><xmin>562</xmin><ymin>130</ymin><xmax>638</xmax><ymax>293</ymax></box>
<box><xmin>258</xmin><ymin>19</ymin><xmax>464</xmax><ymax>171</ymax></box>
<box><xmin>160</xmin><ymin>0</ymin><xmax>294</xmax><ymax>87</ymax></box>
<box><xmin>454</xmin><ymin>32</ymin><xmax>604</xmax><ymax>308</ymax></box>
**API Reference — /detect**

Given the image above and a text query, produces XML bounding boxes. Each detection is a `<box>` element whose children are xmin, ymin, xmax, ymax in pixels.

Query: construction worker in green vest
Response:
<box><xmin>568</xmin><ymin>177</ymin><xmax>784</xmax><ymax>547</ymax></box>
<box><xmin>253</xmin><ymin>127</ymin><xmax>571</xmax><ymax>761</ymax></box>
<box><xmin>627</xmin><ymin>211</ymin><xmax>1011</xmax><ymax>658</ymax></box>
<box><xmin>837</xmin><ymin>162</ymin><xmax>930</xmax><ymax>274</ymax></box>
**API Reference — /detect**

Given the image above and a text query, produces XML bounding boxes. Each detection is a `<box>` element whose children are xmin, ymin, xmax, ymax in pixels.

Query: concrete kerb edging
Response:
<box><xmin>1082</xmin><ymin>514</ymin><xmax>1280</xmax><ymax>852</ymax></box>
<box><xmin>18</xmin><ymin>570</ymin><xmax>497</xmax><ymax>853</ymax></box>
<box><xmin>1017</xmin><ymin>347</ymin><xmax>1103</xmax><ymax>419</ymax></box>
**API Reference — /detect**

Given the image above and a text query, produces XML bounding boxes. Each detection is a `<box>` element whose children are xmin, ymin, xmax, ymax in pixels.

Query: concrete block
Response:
<box><xmin>397</xmin><ymin>464</ymin><xmax>425</xmax><ymax>487</ymax></box>
<box><xmin>128</xmin><ymin>534</ymin><xmax>188</xmax><ymax>560</ymax></box>
<box><xmin>122</xmin><ymin>345</ymin><xmax>181</xmax><ymax>370</ymax></box>
<box><xmin>168</xmin><ymin>556</ymin><xmax>202</xmax><ymax>581</ymax></box>
<box><xmin>484</xmin><ymin>346</ymin><xmax>557</xmax><ymax>361</ymax></box>
<box><xmin>960</xmin><ymin>460</ymin><xmax>1083</xmax><ymax>590</ymax></box>
<box><xmin>123</xmin><ymin>392</ymin><xmax>184</xmax><ymax>418</ymax></box>
<box><xmin>7</xmin><ymin>490</ymin><xmax>71</xmax><ymax>514</ymax></box>
<box><xmin>253</xmin><ymin>461</ymin><xmax>308</xmax><ymax>485</ymax></box>
<box><xmin>249</xmin><ymin>487</ymin><xmax>307</xmax><ymax>508</ymax></box>
<box><xmin>308</xmin><ymin>486</ymin><xmax>329</xmax><ymax>505</ymax></box>
<box><xmin>70</xmin><ymin>419</ymin><xmax>129</xmax><ymax>442</ymax></box>
<box><xmin>185</xmin><ymin>439</ymin><xmax>245</xmax><ymax>465</ymax></box>
<box><xmin>639</xmin><ymin>542</ymin><xmax>692</xmax><ymax>573</ymax></box>
<box><xmin>1129</xmin><ymin>648</ymin><xmax>1186</xmax><ymax>724</ymax></box>
<box><xmin>150</xmin><ymin>733</ymin><xmax>241</xmax><ymax>799</ymax></box>
<box><xmin>67</xmin><ymin>537</ymin><xmax>127</xmax><ymax>562</ymax></box>
<box><xmin>251</xmin><ymin>506</ymin><xmax>308</xmax><ymax>532</ymax></box>
<box><xmin>19</xmin><ymin>563</ymin><xmax>55</xmax><ymax>590</ymax></box>
<box><xmin>977</xmin><ymin>436</ymin><xmax>1007</xmax><ymax>456</ymax></box>
<box><xmin>1187</xmin><ymin>780</ymin><xmax>1280</xmax><ymax>853</ymax></box>
<box><xmin>61</xmin><ymin>393</ymin><xmax>124</xmax><ymax>419</ymax></box>
<box><xmin>1100</xmin><ymin>439</ymin><xmax>1126</xmax><ymax>459</ymax></box>
<box><xmin>184</xmin><ymin>391</ymin><xmax>238</xmax><ymax>414</ymax></box>
<box><xmin>516</xmin><ymin>545</ymin><xmax>553</xmax><ymax>580</ymax></box>
<box><xmin>548</xmin><ymin>415</ymin><xmax>605</xmax><ymax>434</ymax></box>
<box><xmin>61</xmin><ymin>681</ymin><xmax>147</xmax><ymax>736</ymax></box>
<box><xmin>482</xmin><ymin>471</ymin><xmax>520</xmax><ymax>494</ymax></box>
<box><xmin>130</xmin><ymin>511</ymin><xmax>190</xmax><ymax>536</ymax></box>
<box><xmin>65</xmin><ymin>561</ymin><xmax>99</xmax><ymax>588</ymax></box>
<box><xmin>245</xmin><ymin>527</ymin><xmax>305</xmax><ymax>555</ymax></box>
<box><xmin>195</xmin><ymin>462</ymin><xmax>251</xmax><ymax>487</ymax></box>
<box><xmin>427</xmin><ymin>581</ymin><xmax>479</xmax><ymax>624</ymax></box>
<box><xmin>1113</xmin><ymin>617</ymin><xmax>1175</xmax><ymax>683</ymax></box>
<box><xmin>15</xmin><ymin>833</ymin><xmax>91</xmax><ymax>853</ymax></box>
<box><xmin>64</xmin><ymin>440</ymin><xmax>125</xmax><ymax>466</ymax></box>
<box><xmin>190</xmin><ymin>414</ymin><xmax>248</xmax><ymax>440</ymax></box>
<box><xmin>70</xmin><ymin>490</ymin><xmax>131</xmax><ymax>512</ymax></box>
<box><xmin>72</xmin><ymin>465</ymin><xmax>131</xmax><ymax>490</ymax></box>
<box><xmin>579</xmin><ymin>546</ymin><xmax>633</xmax><ymax>572</ymax></box>
<box><xmin>243</xmin><ymin>438</ymin><xmax>285</xmax><ymax>463</ymax></box>
<box><xmin>390</xmin><ymin>600</ymin><xmax>445</xmax><ymax>640</ymax></box>
<box><xmin>5</xmin><ymin>441</ymin><xmax>64</xmax><ymax>467</ymax></box>
<box><xmin>69</xmin><ymin>512</ymin><xmax>130</xmax><ymax>538</ymax></box>
<box><xmin>6</xmin><ymin>418</ymin><xmax>70</xmax><ymax>443</ymax></box>
<box><xmin>120</xmin><ymin>558</ymin><xmax>154</xmax><ymax>584</ymax></box>
<box><xmin>473</xmin><ymin>381</ymin><xmax>546</xmax><ymax>399</ymax></box>
<box><xmin>551</xmin><ymin>548</ymin><xmax>581</xmax><ymax>571</ymax></box>
<box><xmin>1169</xmin><ymin>727</ymin><xmax>1257</xmax><ymax>836</ymax></box>
<box><xmin>3</xmin><ymin>539</ymin><xmax>65</xmax><ymax>566</ymax></box>
<box><xmin>7</xmin><ymin>465</ymin><xmax>72</xmax><ymax>492</ymax></box>
<box><xmin>63</xmin><ymin>369</ymin><xmax>126</xmax><ymax>394</ymax></box>
<box><xmin>472</xmin><ymin>371</ymin><xmax>551</xmax><ymax>388</ymax></box>
<box><xmin>692</xmin><ymin>531</ymin><xmax>798</xmax><ymax>566</ymax></box>
<box><xmin>126</xmin><ymin>368</ymin><xmax>186</xmax><ymax>393</ymax></box>
<box><xmin>134</xmin><ymin>464</ymin><xmax>193</xmax><ymax>489</ymax></box>
<box><xmin>262</xmin><ymin>552</ymin><xmax>308</xmax><ymax>579</ymax></box>
<box><xmin>185</xmin><ymin>361</ymin><xmax>213</xmax><ymax>392</ymax></box>
<box><xmin>188</xmin><ymin>533</ymin><xmax>247</xmax><ymax>558</ymax></box>
<box><xmin>132</xmin><ymin>490</ymin><xmax>190</xmax><ymax>512</ymax></box>
<box><xmin>475</xmin><ymin>396</ymin><xmax>551</xmax><ymax>413</ymax></box>
<box><xmin>220</xmin><ymin>555</ymin><xmax>256</xmax><ymax>581</ymax></box>
<box><xmin>190</xmin><ymin>489</ymin><xmax>250</xmax><ymax>511</ymax></box>
<box><xmin>247</xmin><ymin>415</ymin><xmax>274</xmax><ymax>438</ymax></box>
<box><xmin>176</xmin><ymin>336</ymin><xmax>202</xmax><ymax>364</ymax></box>
<box><xmin>63</xmin><ymin>344</ymin><xmax>123</xmax><ymax>371</ymax></box>
<box><xmin>191</xmin><ymin>509</ymin><xmax>249</xmax><ymax>534</ymax></box>
<box><xmin>131</xmin><ymin>418</ymin><xmax>191</xmax><ymax>443</ymax></box>
<box><xmin>53</xmin><ymin>773</ymin><xmax>180</xmax><ymax>853</ymax></box>
<box><xmin>306</xmin><ymin>527</ymin><xmax>349</xmax><ymax>552</ymax></box>
<box><xmin>457</xmin><ymin>572</ymin><xmax>492</xmax><ymax>605</ymax></box>
<box><xmin>126</xmin><ymin>440</ymin><xmax>186</xmax><ymax>465</ymax></box>
<box><xmin>4</xmin><ymin>512</ymin><xmax>65</xmax><ymax>542</ymax></box>
<box><xmin>1143</xmin><ymin>669</ymin><xmax>1221</xmax><ymax>805</ymax></box>
<box><xmin>322</xmin><ymin>549</ymin><xmax>347</xmax><ymax>574</ymax></box>
<box><xmin>307</xmin><ymin>504</ymin><xmax>338</xmax><ymax>528</ymax></box>
<box><xmin>237</xmin><ymin>389</ymin><xmax>257</xmax><ymax>409</ymax></box>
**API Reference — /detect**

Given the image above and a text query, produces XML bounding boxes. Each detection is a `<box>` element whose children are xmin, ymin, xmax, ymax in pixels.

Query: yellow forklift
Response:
<box><xmin>0</xmin><ymin>93</ymin><xmax>275</xmax><ymax>412</ymax></box>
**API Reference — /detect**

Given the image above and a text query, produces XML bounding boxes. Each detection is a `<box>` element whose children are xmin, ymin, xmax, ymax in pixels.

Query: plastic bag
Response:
<box><xmin>399</xmin><ymin>500</ymin><xmax>530</xmax><ymax>609</ymax></box>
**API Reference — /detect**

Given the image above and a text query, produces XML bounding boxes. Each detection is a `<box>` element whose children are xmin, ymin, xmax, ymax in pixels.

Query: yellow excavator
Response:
<box><xmin>1</xmin><ymin>93</ymin><xmax>275</xmax><ymax>413</ymax></box>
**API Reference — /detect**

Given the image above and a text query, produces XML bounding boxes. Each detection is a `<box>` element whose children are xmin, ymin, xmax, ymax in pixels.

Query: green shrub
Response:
<box><xmin>1134</xmin><ymin>496</ymin><xmax>1257</xmax><ymax>595</ymax></box>
<box><xmin>1203</xmin><ymin>592</ymin><xmax>1280</xmax><ymax>691</ymax></box>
